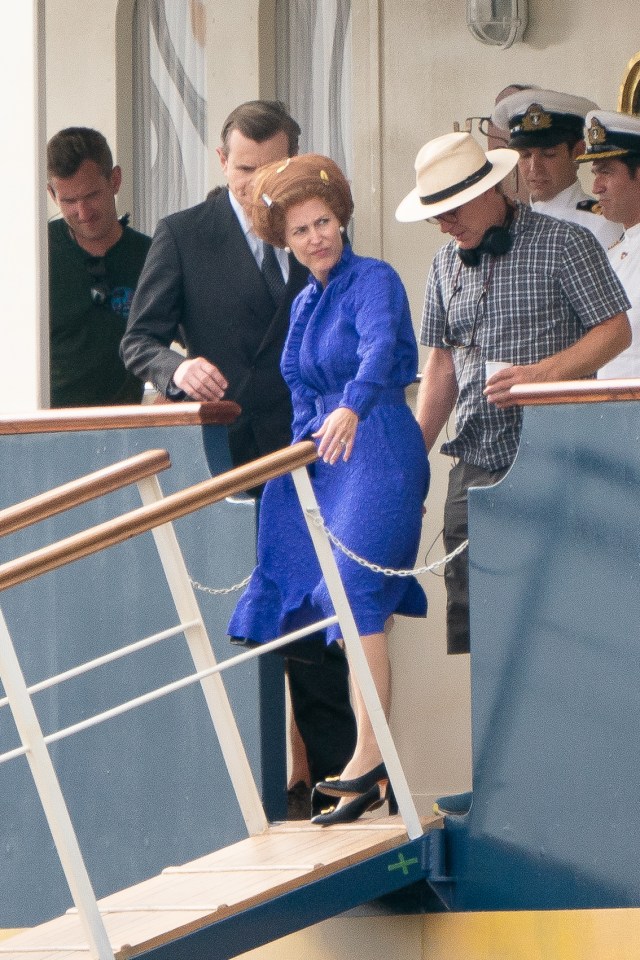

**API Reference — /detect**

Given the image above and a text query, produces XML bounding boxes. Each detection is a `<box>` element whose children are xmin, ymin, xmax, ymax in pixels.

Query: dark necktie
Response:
<box><xmin>261</xmin><ymin>243</ymin><xmax>286</xmax><ymax>304</ymax></box>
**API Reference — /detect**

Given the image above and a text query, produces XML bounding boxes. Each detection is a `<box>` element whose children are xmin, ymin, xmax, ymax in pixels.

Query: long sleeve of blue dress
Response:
<box><xmin>228</xmin><ymin>245</ymin><xmax>430</xmax><ymax>646</ymax></box>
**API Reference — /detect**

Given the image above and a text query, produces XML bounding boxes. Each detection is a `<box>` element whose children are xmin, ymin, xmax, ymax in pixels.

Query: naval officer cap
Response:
<box><xmin>576</xmin><ymin>110</ymin><xmax>640</xmax><ymax>162</ymax></box>
<box><xmin>492</xmin><ymin>88</ymin><xmax>598</xmax><ymax>148</ymax></box>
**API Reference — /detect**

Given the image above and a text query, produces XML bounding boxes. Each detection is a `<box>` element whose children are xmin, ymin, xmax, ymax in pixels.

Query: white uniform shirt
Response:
<box><xmin>598</xmin><ymin>222</ymin><xmax>640</xmax><ymax>379</ymax></box>
<box><xmin>532</xmin><ymin>181</ymin><xmax>623</xmax><ymax>250</ymax></box>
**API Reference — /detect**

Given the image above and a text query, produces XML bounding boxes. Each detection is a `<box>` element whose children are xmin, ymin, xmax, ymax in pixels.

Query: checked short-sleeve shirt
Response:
<box><xmin>420</xmin><ymin>204</ymin><xmax>630</xmax><ymax>471</ymax></box>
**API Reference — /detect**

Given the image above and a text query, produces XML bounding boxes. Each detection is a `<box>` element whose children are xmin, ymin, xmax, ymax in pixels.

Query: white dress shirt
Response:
<box><xmin>228</xmin><ymin>190</ymin><xmax>290</xmax><ymax>282</ymax></box>
<box><xmin>598</xmin><ymin>222</ymin><xmax>640</xmax><ymax>379</ymax></box>
<box><xmin>532</xmin><ymin>181</ymin><xmax>623</xmax><ymax>250</ymax></box>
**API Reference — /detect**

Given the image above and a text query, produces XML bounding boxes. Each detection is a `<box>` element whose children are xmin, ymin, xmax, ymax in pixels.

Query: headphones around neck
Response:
<box><xmin>457</xmin><ymin>204</ymin><xmax>514</xmax><ymax>267</ymax></box>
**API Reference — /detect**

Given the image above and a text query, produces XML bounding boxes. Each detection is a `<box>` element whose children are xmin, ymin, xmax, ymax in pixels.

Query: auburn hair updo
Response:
<box><xmin>251</xmin><ymin>154</ymin><xmax>354</xmax><ymax>248</ymax></box>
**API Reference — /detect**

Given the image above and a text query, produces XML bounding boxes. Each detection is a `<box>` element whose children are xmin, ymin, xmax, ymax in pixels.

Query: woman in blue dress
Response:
<box><xmin>228</xmin><ymin>154</ymin><xmax>430</xmax><ymax>824</ymax></box>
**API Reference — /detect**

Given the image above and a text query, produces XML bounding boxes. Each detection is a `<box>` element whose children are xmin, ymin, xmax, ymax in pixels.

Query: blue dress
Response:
<box><xmin>228</xmin><ymin>245</ymin><xmax>430</xmax><ymax>645</ymax></box>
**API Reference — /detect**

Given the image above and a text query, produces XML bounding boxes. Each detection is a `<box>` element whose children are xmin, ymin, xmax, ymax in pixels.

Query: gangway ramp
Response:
<box><xmin>0</xmin><ymin>434</ymin><xmax>439</xmax><ymax>959</ymax></box>
<box><xmin>2</xmin><ymin>815</ymin><xmax>441</xmax><ymax>959</ymax></box>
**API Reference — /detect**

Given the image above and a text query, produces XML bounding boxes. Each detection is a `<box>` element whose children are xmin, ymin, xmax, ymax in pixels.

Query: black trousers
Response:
<box><xmin>250</xmin><ymin>493</ymin><xmax>356</xmax><ymax>811</ymax></box>
<box><xmin>443</xmin><ymin>460</ymin><xmax>509</xmax><ymax>655</ymax></box>
<box><xmin>287</xmin><ymin>643</ymin><xmax>357</xmax><ymax>786</ymax></box>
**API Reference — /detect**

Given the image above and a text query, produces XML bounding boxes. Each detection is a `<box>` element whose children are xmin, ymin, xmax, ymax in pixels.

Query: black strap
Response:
<box><xmin>420</xmin><ymin>160</ymin><xmax>493</xmax><ymax>205</ymax></box>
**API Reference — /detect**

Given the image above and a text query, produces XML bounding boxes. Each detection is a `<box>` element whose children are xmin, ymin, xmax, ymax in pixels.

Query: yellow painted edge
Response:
<box><xmin>5</xmin><ymin>909</ymin><xmax>640</xmax><ymax>958</ymax></box>
<box><xmin>0</xmin><ymin>929</ymin><xmax>24</xmax><ymax>942</ymax></box>
<box><xmin>422</xmin><ymin>909</ymin><xmax>640</xmax><ymax>960</ymax></box>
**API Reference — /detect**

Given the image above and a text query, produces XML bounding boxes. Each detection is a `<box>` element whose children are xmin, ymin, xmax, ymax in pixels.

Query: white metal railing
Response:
<box><xmin>0</xmin><ymin>441</ymin><xmax>423</xmax><ymax>960</ymax></box>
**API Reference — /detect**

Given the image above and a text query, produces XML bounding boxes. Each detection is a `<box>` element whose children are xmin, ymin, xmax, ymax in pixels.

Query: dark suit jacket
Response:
<box><xmin>121</xmin><ymin>188</ymin><xmax>309</xmax><ymax>466</ymax></box>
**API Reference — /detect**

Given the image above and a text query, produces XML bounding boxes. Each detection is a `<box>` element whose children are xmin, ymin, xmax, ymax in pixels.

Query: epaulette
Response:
<box><xmin>576</xmin><ymin>198</ymin><xmax>603</xmax><ymax>215</ymax></box>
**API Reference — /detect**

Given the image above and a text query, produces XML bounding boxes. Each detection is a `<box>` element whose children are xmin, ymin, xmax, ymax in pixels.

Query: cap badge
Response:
<box><xmin>587</xmin><ymin>117</ymin><xmax>607</xmax><ymax>146</ymax></box>
<box><xmin>521</xmin><ymin>103</ymin><xmax>553</xmax><ymax>131</ymax></box>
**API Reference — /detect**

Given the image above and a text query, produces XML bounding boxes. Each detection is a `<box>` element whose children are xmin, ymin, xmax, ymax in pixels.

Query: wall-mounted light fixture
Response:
<box><xmin>466</xmin><ymin>0</ymin><xmax>528</xmax><ymax>49</ymax></box>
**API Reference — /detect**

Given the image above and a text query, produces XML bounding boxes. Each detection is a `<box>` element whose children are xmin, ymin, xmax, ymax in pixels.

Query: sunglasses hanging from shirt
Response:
<box><xmin>85</xmin><ymin>256</ymin><xmax>134</xmax><ymax>320</ymax></box>
<box><xmin>86</xmin><ymin>256</ymin><xmax>111</xmax><ymax>305</ymax></box>
<box><xmin>443</xmin><ymin>205</ymin><xmax>515</xmax><ymax>346</ymax></box>
<box><xmin>442</xmin><ymin>259</ymin><xmax>499</xmax><ymax>348</ymax></box>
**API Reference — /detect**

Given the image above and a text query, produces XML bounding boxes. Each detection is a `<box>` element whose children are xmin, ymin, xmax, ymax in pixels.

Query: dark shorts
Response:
<box><xmin>443</xmin><ymin>460</ymin><xmax>509</xmax><ymax>654</ymax></box>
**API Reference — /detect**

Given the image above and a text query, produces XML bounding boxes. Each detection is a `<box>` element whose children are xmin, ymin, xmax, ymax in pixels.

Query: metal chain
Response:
<box><xmin>189</xmin><ymin>574</ymin><xmax>252</xmax><ymax>596</ymax></box>
<box><xmin>187</xmin><ymin>511</ymin><xmax>468</xmax><ymax>596</ymax></box>
<box><xmin>305</xmin><ymin>507</ymin><xmax>468</xmax><ymax>577</ymax></box>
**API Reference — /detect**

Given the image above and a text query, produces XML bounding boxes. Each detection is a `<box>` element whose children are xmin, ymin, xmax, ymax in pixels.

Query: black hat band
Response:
<box><xmin>420</xmin><ymin>159</ymin><xmax>493</xmax><ymax>205</ymax></box>
<box><xmin>510</xmin><ymin>111</ymin><xmax>583</xmax><ymax>136</ymax></box>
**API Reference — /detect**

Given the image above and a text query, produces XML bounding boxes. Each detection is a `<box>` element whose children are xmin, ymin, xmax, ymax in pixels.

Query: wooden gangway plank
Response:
<box><xmin>1</xmin><ymin>816</ymin><xmax>441</xmax><ymax>960</ymax></box>
<box><xmin>0</xmin><ymin>431</ymin><xmax>429</xmax><ymax>957</ymax></box>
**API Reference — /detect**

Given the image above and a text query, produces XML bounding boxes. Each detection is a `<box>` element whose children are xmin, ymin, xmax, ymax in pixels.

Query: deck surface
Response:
<box><xmin>1</xmin><ymin>815</ymin><xmax>439</xmax><ymax>959</ymax></box>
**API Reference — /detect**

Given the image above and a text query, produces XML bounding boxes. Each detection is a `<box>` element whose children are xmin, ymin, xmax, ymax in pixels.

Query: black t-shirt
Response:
<box><xmin>48</xmin><ymin>218</ymin><xmax>151</xmax><ymax>406</ymax></box>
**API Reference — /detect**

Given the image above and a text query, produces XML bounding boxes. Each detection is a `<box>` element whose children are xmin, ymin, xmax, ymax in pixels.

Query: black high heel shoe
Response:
<box><xmin>315</xmin><ymin>762</ymin><xmax>387</xmax><ymax>798</ymax></box>
<box><xmin>311</xmin><ymin>781</ymin><xmax>398</xmax><ymax>826</ymax></box>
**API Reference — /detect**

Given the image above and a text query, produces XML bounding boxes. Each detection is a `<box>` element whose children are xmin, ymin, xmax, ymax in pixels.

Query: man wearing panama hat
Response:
<box><xmin>396</xmin><ymin>132</ymin><xmax>630</xmax><ymax>652</ymax></box>
<box><xmin>492</xmin><ymin>88</ymin><xmax>622</xmax><ymax>248</ymax></box>
<box><xmin>397</xmin><ymin>130</ymin><xmax>630</xmax><ymax>816</ymax></box>
<box><xmin>576</xmin><ymin>110</ymin><xmax>640</xmax><ymax>378</ymax></box>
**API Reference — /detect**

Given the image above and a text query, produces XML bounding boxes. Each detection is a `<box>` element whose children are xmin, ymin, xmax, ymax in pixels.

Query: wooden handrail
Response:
<box><xmin>0</xmin><ymin>441</ymin><xmax>319</xmax><ymax>593</ymax></box>
<box><xmin>0</xmin><ymin>450</ymin><xmax>171</xmax><ymax>539</ymax></box>
<box><xmin>511</xmin><ymin>379</ymin><xmax>640</xmax><ymax>406</ymax></box>
<box><xmin>0</xmin><ymin>400</ymin><xmax>240</xmax><ymax>436</ymax></box>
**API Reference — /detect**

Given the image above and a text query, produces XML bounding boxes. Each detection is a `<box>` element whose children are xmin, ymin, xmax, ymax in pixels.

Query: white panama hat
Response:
<box><xmin>396</xmin><ymin>131</ymin><xmax>519</xmax><ymax>222</ymax></box>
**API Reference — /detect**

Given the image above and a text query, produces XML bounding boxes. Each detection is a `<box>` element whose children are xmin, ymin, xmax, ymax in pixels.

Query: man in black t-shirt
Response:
<box><xmin>47</xmin><ymin>127</ymin><xmax>150</xmax><ymax>406</ymax></box>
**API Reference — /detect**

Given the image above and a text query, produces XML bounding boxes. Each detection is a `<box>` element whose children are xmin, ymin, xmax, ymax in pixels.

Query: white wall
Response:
<box><xmin>45</xmin><ymin>2</ymin><xmax>120</xmax><ymax>164</ymax></box>
<box><xmin>0</xmin><ymin>1</ymin><xmax>48</xmax><ymax>412</ymax></box>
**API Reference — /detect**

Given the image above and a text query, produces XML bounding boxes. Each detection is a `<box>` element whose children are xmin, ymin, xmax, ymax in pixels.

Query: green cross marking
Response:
<box><xmin>388</xmin><ymin>852</ymin><xmax>418</xmax><ymax>876</ymax></box>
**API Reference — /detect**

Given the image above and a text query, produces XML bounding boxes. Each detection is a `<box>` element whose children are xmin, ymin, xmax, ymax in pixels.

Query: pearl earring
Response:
<box><xmin>284</xmin><ymin>245</ymin><xmax>290</xmax><ymax>253</ymax></box>
<box><xmin>339</xmin><ymin>225</ymin><xmax>345</xmax><ymax>234</ymax></box>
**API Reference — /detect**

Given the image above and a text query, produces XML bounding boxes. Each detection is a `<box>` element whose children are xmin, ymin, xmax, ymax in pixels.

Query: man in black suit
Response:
<box><xmin>121</xmin><ymin>100</ymin><xmax>356</xmax><ymax>817</ymax></box>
